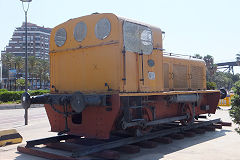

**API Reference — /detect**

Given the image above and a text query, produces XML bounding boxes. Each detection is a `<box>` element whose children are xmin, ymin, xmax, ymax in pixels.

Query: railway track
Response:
<box><xmin>17</xmin><ymin>118</ymin><xmax>231</xmax><ymax>160</ymax></box>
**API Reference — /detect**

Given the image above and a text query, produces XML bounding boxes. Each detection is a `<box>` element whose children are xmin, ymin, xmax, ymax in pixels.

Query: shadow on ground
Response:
<box><xmin>120</xmin><ymin>129</ymin><xmax>231</xmax><ymax>160</ymax></box>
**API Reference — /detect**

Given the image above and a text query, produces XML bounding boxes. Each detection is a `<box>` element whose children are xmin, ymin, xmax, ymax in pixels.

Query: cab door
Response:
<box><xmin>138</xmin><ymin>49</ymin><xmax>162</xmax><ymax>92</ymax></box>
<box><xmin>123</xmin><ymin>21</ymin><xmax>163</xmax><ymax>92</ymax></box>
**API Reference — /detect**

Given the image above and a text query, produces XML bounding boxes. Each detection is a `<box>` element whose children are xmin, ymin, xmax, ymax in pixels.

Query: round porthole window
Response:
<box><xmin>74</xmin><ymin>22</ymin><xmax>87</xmax><ymax>42</ymax></box>
<box><xmin>55</xmin><ymin>28</ymin><xmax>66</xmax><ymax>47</ymax></box>
<box><xmin>95</xmin><ymin>18</ymin><xmax>111</xmax><ymax>40</ymax></box>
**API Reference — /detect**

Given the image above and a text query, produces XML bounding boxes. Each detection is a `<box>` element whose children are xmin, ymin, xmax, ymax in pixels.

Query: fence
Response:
<box><xmin>218</xmin><ymin>94</ymin><xmax>233</xmax><ymax>106</ymax></box>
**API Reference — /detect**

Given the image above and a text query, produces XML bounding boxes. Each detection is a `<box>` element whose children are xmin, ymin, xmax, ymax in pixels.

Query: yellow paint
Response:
<box><xmin>0</xmin><ymin>129</ymin><xmax>22</xmax><ymax>147</ymax></box>
<box><xmin>0</xmin><ymin>138</ymin><xmax>22</xmax><ymax>147</ymax></box>
<box><xmin>50</xmin><ymin>14</ymin><xmax>121</xmax><ymax>94</ymax></box>
<box><xmin>163</xmin><ymin>56</ymin><xmax>206</xmax><ymax>91</ymax></box>
<box><xmin>119</xmin><ymin>90</ymin><xmax>219</xmax><ymax>97</ymax></box>
<box><xmin>49</xmin><ymin>13</ymin><xmax>164</xmax><ymax>94</ymax></box>
<box><xmin>0</xmin><ymin>129</ymin><xmax>18</xmax><ymax>136</ymax></box>
<box><xmin>49</xmin><ymin>13</ymin><xmax>207</xmax><ymax>95</ymax></box>
<box><xmin>218</xmin><ymin>94</ymin><xmax>234</xmax><ymax>106</ymax></box>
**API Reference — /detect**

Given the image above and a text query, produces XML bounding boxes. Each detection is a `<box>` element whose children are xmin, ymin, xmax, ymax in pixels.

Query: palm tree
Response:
<box><xmin>41</xmin><ymin>59</ymin><xmax>50</xmax><ymax>89</ymax></box>
<box><xmin>193</xmin><ymin>54</ymin><xmax>203</xmax><ymax>59</ymax></box>
<box><xmin>13</xmin><ymin>56</ymin><xmax>24</xmax><ymax>90</ymax></box>
<box><xmin>2</xmin><ymin>53</ymin><xmax>14</xmax><ymax>70</ymax></box>
<box><xmin>14</xmin><ymin>56</ymin><xmax>24</xmax><ymax>79</ymax></box>
<box><xmin>203</xmin><ymin>55</ymin><xmax>216</xmax><ymax>81</ymax></box>
<box><xmin>2</xmin><ymin>53</ymin><xmax>15</xmax><ymax>90</ymax></box>
<box><xmin>35</xmin><ymin>59</ymin><xmax>50</xmax><ymax>89</ymax></box>
<box><xmin>203</xmin><ymin>55</ymin><xmax>214</xmax><ymax>68</ymax></box>
<box><xmin>28</xmin><ymin>56</ymin><xmax>37</xmax><ymax>89</ymax></box>
<box><xmin>236</xmin><ymin>53</ymin><xmax>240</xmax><ymax>66</ymax></box>
<box><xmin>36</xmin><ymin>59</ymin><xmax>44</xmax><ymax>89</ymax></box>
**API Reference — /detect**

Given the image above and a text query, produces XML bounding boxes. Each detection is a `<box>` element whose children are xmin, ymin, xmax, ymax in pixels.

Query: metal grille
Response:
<box><xmin>95</xmin><ymin>18</ymin><xmax>111</xmax><ymax>40</ymax></box>
<box><xmin>163</xmin><ymin>63</ymin><xmax>169</xmax><ymax>89</ymax></box>
<box><xmin>173</xmin><ymin>64</ymin><xmax>188</xmax><ymax>89</ymax></box>
<box><xmin>74</xmin><ymin>22</ymin><xmax>87</xmax><ymax>42</ymax></box>
<box><xmin>123</xmin><ymin>21</ymin><xmax>153</xmax><ymax>55</ymax></box>
<box><xmin>191</xmin><ymin>66</ymin><xmax>204</xmax><ymax>89</ymax></box>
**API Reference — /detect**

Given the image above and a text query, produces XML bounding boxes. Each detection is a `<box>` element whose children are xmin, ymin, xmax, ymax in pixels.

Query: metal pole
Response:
<box><xmin>24</xmin><ymin>11</ymin><xmax>28</xmax><ymax>125</ymax></box>
<box><xmin>21</xmin><ymin>0</ymin><xmax>32</xmax><ymax>126</ymax></box>
<box><xmin>25</xmin><ymin>11</ymin><xmax>28</xmax><ymax>92</ymax></box>
<box><xmin>15</xmin><ymin>63</ymin><xmax>17</xmax><ymax>91</ymax></box>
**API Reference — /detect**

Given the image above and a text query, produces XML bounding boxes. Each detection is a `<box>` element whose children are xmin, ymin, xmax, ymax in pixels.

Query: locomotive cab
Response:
<box><xmin>50</xmin><ymin>13</ymin><xmax>164</xmax><ymax>94</ymax></box>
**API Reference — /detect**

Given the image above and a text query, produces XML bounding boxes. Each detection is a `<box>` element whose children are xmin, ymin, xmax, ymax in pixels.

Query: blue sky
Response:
<box><xmin>1</xmin><ymin>0</ymin><xmax>240</xmax><ymax>65</ymax></box>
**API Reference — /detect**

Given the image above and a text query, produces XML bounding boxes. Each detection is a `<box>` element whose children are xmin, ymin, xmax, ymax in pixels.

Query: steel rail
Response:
<box><xmin>72</xmin><ymin>118</ymin><xmax>220</xmax><ymax>157</ymax></box>
<box><xmin>21</xmin><ymin>118</ymin><xmax>221</xmax><ymax>158</ymax></box>
<box><xmin>25</xmin><ymin>135</ymin><xmax>78</xmax><ymax>148</ymax></box>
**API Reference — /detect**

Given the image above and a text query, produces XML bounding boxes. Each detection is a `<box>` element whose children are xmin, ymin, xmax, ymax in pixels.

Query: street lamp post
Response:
<box><xmin>20</xmin><ymin>0</ymin><xmax>32</xmax><ymax>125</ymax></box>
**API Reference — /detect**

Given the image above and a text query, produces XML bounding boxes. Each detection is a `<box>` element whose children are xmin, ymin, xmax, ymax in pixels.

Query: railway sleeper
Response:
<box><xmin>212</xmin><ymin>123</ymin><xmax>223</xmax><ymax>129</ymax></box>
<box><xmin>201</xmin><ymin>126</ymin><xmax>216</xmax><ymax>132</ymax></box>
<box><xmin>18</xmin><ymin>118</ymin><xmax>229</xmax><ymax>160</ymax></box>
<box><xmin>46</xmin><ymin>142</ymin><xmax>120</xmax><ymax>159</ymax></box>
<box><xmin>191</xmin><ymin>128</ymin><xmax>206</xmax><ymax>134</ymax></box>
<box><xmin>151</xmin><ymin>137</ymin><xmax>173</xmax><ymax>144</ymax></box>
<box><xmin>217</xmin><ymin>121</ymin><xmax>232</xmax><ymax>126</ymax></box>
<box><xmin>182</xmin><ymin>131</ymin><xmax>196</xmax><ymax>137</ymax></box>
<box><xmin>134</xmin><ymin>140</ymin><xmax>158</xmax><ymax>148</ymax></box>
<box><xmin>113</xmin><ymin>144</ymin><xmax>140</xmax><ymax>154</ymax></box>
<box><xmin>170</xmin><ymin>133</ymin><xmax>185</xmax><ymax>140</ymax></box>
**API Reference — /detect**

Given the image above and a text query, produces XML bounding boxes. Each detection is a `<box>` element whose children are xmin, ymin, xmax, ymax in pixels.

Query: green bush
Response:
<box><xmin>0</xmin><ymin>89</ymin><xmax>8</xmax><ymax>92</ymax></box>
<box><xmin>29</xmin><ymin>90</ymin><xmax>50</xmax><ymax>96</ymax></box>
<box><xmin>0</xmin><ymin>90</ymin><xmax>50</xmax><ymax>103</ymax></box>
<box><xmin>0</xmin><ymin>91</ymin><xmax>23</xmax><ymax>102</ymax></box>
<box><xmin>230</xmin><ymin>81</ymin><xmax>240</xmax><ymax>134</ymax></box>
<box><xmin>206</xmin><ymin>81</ymin><xmax>217</xmax><ymax>90</ymax></box>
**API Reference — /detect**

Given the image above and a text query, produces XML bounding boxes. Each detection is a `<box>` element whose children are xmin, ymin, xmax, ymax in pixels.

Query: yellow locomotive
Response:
<box><xmin>22</xmin><ymin>13</ymin><xmax>225</xmax><ymax>139</ymax></box>
<box><xmin>50</xmin><ymin>13</ymin><xmax>206</xmax><ymax>93</ymax></box>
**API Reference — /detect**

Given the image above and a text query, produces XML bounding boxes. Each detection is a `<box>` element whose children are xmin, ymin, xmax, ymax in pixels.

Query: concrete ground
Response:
<box><xmin>121</xmin><ymin>107</ymin><xmax>240</xmax><ymax>160</ymax></box>
<box><xmin>0</xmin><ymin>107</ymin><xmax>239</xmax><ymax>160</ymax></box>
<box><xmin>0</xmin><ymin>108</ymin><xmax>56</xmax><ymax>160</ymax></box>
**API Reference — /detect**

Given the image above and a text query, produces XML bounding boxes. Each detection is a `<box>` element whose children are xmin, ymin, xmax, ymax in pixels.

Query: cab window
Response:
<box><xmin>123</xmin><ymin>21</ymin><xmax>153</xmax><ymax>54</ymax></box>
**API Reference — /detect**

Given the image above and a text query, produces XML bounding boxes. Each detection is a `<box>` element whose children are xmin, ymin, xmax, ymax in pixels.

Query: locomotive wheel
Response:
<box><xmin>127</xmin><ymin>124</ymin><xmax>153</xmax><ymax>137</ymax></box>
<box><xmin>135</xmin><ymin>126</ymin><xmax>153</xmax><ymax>137</ymax></box>
<box><xmin>128</xmin><ymin>107</ymin><xmax>153</xmax><ymax>137</ymax></box>
<box><xmin>180</xmin><ymin>104</ymin><xmax>194</xmax><ymax>125</ymax></box>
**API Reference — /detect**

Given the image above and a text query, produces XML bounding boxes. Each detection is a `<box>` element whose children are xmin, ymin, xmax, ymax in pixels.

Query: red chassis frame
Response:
<box><xmin>44</xmin><ymin>92</ymin><xmax>220</xmax><ymax>139</ymax></box>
